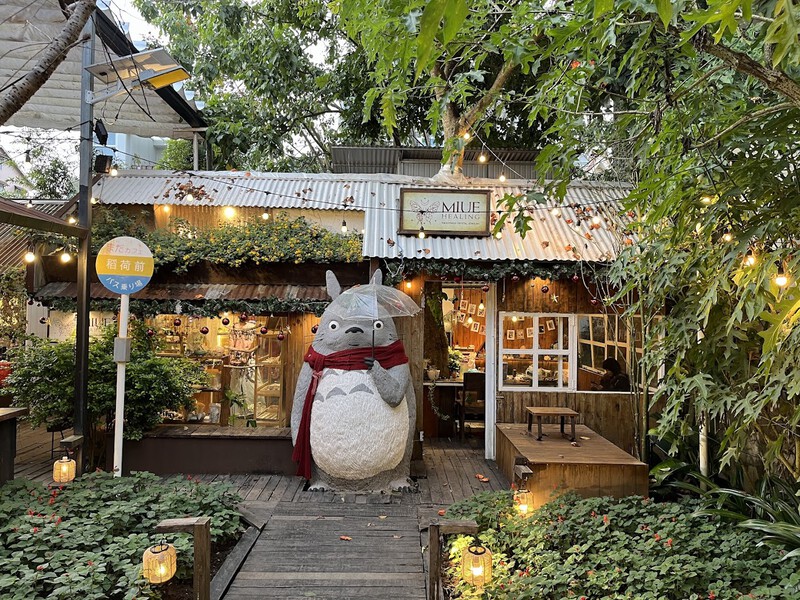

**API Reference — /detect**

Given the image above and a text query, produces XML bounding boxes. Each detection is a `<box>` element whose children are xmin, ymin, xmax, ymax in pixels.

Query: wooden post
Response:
<box><xmin>156</xmin><ymin>516</ymin><xmax>212</xmax><ymax>600</ymax></box>
<box><xmin>428</xmin><ymin>519</ymin><xmax>479</xmax><ymax>600</ymax></box>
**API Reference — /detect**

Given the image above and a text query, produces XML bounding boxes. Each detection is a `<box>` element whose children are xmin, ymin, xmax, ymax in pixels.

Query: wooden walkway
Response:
<box><xmin>9</xmin><ymin>423</ymin><xmax>508</xmax><ymax>599</ymax></box>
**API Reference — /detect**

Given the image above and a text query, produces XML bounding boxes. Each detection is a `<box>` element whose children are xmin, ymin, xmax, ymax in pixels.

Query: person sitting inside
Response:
<box><xmin>598</xmin><ymin>357</ymin><xmax>630</xmax><ymax>391</ymax></box>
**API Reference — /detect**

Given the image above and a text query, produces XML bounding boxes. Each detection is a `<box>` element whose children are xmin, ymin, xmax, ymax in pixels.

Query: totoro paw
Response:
<box><xmin>390</xmin><ymin>477</ymin><xmax>417</xmax><ymax>493</ymax></box>
<box><xmin>308</xmin><ymin>480</ymin><xmax>328</xmax><ymax>491</ymax></box>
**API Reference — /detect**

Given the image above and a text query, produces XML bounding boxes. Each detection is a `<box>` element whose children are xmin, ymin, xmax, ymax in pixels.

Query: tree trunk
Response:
<box><xmin>423</xmin><ymin>282</ymin><xmax>449</xmax><ymax>373</ymax></box>
<box><xmin>0</xmin><ymin>0</ymin><xmax>96</xmax><ymax>125</ymax></box>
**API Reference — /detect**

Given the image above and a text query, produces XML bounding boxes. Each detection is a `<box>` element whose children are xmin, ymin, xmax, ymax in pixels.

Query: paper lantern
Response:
<box><xmin>514</xmin><ymin>490</ymin><xmax>535</xmax><ymax>517</ymax></box>
<box><xmin>462</xmin><ymin>545</ymin><xmax>492</xmax><ymax>587</ymax></box>
<box><xmin>142</xmin><ymin>542</ymin><xmax>177</xmax><ymax>584</ymax></box>
<box><xmin>52</xmin><ymin>455</ymin><xmax>75</xmax><ymax>483</ymax></box>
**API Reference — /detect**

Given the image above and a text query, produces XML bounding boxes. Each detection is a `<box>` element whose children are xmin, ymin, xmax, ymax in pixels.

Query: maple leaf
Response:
<box><xmin>339</xmin><ymin>535</ymin><xmax>352</xmax><ymax>541</ymax></box>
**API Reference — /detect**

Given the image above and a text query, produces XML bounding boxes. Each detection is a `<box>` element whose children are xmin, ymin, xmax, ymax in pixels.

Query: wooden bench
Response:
<box><xmin>526</xmin><ymin>406</ymin><xmax>579</xmax><ymax>442</ymax></box>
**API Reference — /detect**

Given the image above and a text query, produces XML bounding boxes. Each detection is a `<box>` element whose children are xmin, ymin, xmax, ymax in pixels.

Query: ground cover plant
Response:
<box><xmin>442</xmin><ymin>491</ymin><xmax>800</xmax><ymax>599</ymax></box>
<box><xmin>0</xmin><ymin>471</ymin><xmax>242</xmax><ymax>600</ymax></box>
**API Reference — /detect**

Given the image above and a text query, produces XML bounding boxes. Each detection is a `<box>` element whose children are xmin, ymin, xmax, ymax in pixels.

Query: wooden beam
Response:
<box><xmin>0</xmin><ymin>197</ymin><xmax>87</xmax><ymax>238</ymax></box>
<box><xmin>428</xmin><ymin>519</ymin><xmax>478</xmax><ymax>600</ymax></box>
<box><xmin>156</xmin><ymin>516</ymin><xmax>211</xmax><ymax>600</ymax></box>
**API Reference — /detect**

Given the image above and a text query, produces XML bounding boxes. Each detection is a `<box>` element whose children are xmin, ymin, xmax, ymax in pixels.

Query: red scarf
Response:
<box><xmin>292</xmin><ymin>340</ymin><xmax>409</xmax><ymax>480</ymax></box>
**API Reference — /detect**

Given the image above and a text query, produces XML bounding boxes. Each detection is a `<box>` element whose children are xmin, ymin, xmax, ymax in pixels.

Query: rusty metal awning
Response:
<box><xmin>35</xmin><ymin>282</ymin><xmax>329</xmax><ymax>302</ymax></box>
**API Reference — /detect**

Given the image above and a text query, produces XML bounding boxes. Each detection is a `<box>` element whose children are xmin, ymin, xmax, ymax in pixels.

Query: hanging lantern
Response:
<box><xmin>311</xmin><ymin>324</ymin><xmax>318</xmax><ymax>334</ymax></box>
<box><xmin>260</xmin><ymin>326</ymin><xmax>269</xmax><ymax>335</ymax></box>
<box><xmin>541</xmin><ymin>285</ymin><xmax>549</xmax><ymax>293</ymax></box>
<box><xmin>461</xmin><ymin>545</ymin><xmax>492</xmax><ymax>587</ymax></box>
<box><xmin>221</xmin><ymin>317</ymin><xmax>230</xmax><ymax>326</ymax></box>
<box><xmin>142</xmin><ymin>542</ymin><xmax>177</xmax><ymax>584</ymax></box>
<box><xmin>52</xmin><ymin>455</ymin><xmax>75</xmax><ymax>483</ymax></box>
<box><xmin>173</xmin><ymin>318</ymin><xmax>182</xmax><ymax>327</ymax></box>
<box><xmin>514</xmin><ymin>489</ymin><xmax>535</xmax><ymax>517</ymax></box>
<box><xmin>277</xmin><ymin>331</ymin><xmax>286</xmax><ymax>341</ymax></box>
<box><xmin>199</xmin><ymin>326</ymin><xmax>209</xmax><ymax>335</ymax></box>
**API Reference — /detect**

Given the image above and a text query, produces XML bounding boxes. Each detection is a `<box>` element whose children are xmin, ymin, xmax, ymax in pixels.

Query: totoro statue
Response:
<box><xmin>291</xmin><ymin>269</ymin><xmax>417</xmax><ymax>492</ymax></box>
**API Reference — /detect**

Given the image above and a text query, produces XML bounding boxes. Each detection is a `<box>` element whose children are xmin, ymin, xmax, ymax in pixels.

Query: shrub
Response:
<box><xmin>442</xmin><ymin>492</ymin><xmax>800</xmax><ymax>599</ymax></box>
<box><xmin>0</xmin><ymin>471</ymin><xmax>243</xmax><ymax>600</ymax></box>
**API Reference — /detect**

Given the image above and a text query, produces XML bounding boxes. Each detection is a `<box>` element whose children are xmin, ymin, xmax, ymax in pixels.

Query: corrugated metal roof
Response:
<box><xmin>35</xmin><ymin>282</ymin><xmax>329</xmax><ymax>302</ymax></box>
<box><xmin>94</xmin><ymin>170</ymin><xmax>631</xmax><ymax>262</ymax></box>
<box><xmin>330</xmin><ymin>146</ymin><xmax>539</xmax><ymax>173</ymax></box>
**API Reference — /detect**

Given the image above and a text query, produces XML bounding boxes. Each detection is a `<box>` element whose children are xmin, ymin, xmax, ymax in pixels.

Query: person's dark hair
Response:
<box><xmin>602</xmin><ymin>357</ymin><xmax>621</xmax><ymax>374</ymax></box>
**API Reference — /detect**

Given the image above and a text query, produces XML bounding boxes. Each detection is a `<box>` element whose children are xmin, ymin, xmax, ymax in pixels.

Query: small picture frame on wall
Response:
<box><xmin>526</xmin><ymin>326</ymin><xmax>534</xmax><ymax>338</ymax></box>
<box><xmin>506</xmin><ymin>329</ymin><xmax>516</xmax><ymax>340</ymax></box>
<box><xmin>479</xmin><ymin>325</ymin><xmax>486</xmax><ymax>335</ymax></box>
<box><xmin>468</xmin><ymin>303</ymin><xmax>477</xmax><ymax>315</ymax></box>
<box><xmin>516</xmin><ymin>329</ymin><xmax>525</xmax><ymax>340</ymax></box>
<box><xmin>459</xmin><ymin>299</ymin><xmax>469</xmax><ymax>311</ymax></box>
<box><xmin>539</xmin><ymin>325</ymin><xmax>545</xmax><ymax>334</ymax></box>
<box><xmin>457</xmin><ymin>312</ymin><xmax>466</xmax><ymax>323</ymax></box>
<box><xmin>546</xmin><ymin>319</ymin><xmax>556</xmax><ymax>331</ymax></box>
<box><xmin>477</xmin><ymin>307</ymin><xmax>486</xmax><ymax>317</ymax></box>
<box><xmin>471</xmin><ymin>322</ymin><xmax>480</xmax><ymax>332</ymax></box>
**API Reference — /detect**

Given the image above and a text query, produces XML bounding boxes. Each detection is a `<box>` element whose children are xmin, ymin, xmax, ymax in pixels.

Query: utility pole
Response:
<box><xmin>75</xmin><ymin>11</ymin><xmax>95</xmax><ymax>475</ymax></box>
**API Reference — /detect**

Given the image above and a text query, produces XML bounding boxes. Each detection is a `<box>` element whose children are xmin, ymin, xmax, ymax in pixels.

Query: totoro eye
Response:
<box><xmin>328</xmin><ymin>321</ymin><xmax>339</xmax><ymax>331</ymax></box>
<box><xmin>373</xmin><ymin>320</ymin><xmax>384</xmax><ymax>330</ymax></box>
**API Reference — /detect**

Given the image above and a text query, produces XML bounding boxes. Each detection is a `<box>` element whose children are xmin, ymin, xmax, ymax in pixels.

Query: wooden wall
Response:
<box><xmin>396</xmin><ymin>274</ymin><xmax>425</xmax><ymax>437</ymax></box>
<box><xmin>448</xmin><ymin>286</ymin><xmax>488</xmax><ymax>351</ymax></box>
<box><xmin>497</xmin><ymin>276</ymin><xmax>606</xmax><ymax>315</ymax></box>
<box><xmin>283</xmin><ymin>313</ymin><xmax>319</xmax><ymax>414</ymax></box>
<box><xmin>497</xmin><ymin>390</ymin><xmax>638</xmax><ymax>455</ymax></box>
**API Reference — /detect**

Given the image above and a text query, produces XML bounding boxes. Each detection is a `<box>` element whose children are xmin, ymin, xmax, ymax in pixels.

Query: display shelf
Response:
<box><xmin>253</xmin><ymin>333</ymin><xmax>285</xmax><ymax>427</ymax></box>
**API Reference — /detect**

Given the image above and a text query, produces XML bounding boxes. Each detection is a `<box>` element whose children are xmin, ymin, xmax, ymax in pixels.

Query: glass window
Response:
<box><xmin>499</xmin><ymin>313</ymin><xmax>574</xmax><ymax>391</ymax></box>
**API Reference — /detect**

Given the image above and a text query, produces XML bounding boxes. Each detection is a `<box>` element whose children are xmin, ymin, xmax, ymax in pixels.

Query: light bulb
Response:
<box><xmin>551</xmin><ymin>208</ymin><xmax>562</xmax><ymax>218</ymax></box>
<box><xmin>467</xmin><ymin>316</ymin><xmax>474</xmax><ymax>324</ymax></box>
<box><xmin>511</xmin><ymin>315</ymin><xmax>518</xmax><ymax>323</ymax></box>
<box><xmin>700</xmin><ymin>194</ymin><xmax>715</xmax><ymax>205</ymax></box>
<box><xmin>744</xmin><ymin>250</ymin><xmax>756</xmax><ymax>266</ymax></box>
<box><xmin>418</xmin><ymin>226</ymin><xmax>426</xmax><ymax>239</ymax></box>
<box><xmin>23</xmin><ymin>251</ymin><xmax>35</xmax><ymax>263</ymax></box>
<box><xmin>518</xmin><ymin>503</ymin><xmax>529</xmax><ymax>515</ymax></box>
<box><xmin>184</xmin><ymin>193</ymin><xmax>194</xmax><ymax>202</ymax></box>
<box><xmin>261</xmin><ymin>212</ymin><xmax>270</xmax><ymax>220</ymax></box>
<box><xmin>67</xmin><ymin>216</ymin><xmax>77</xmax><ymax>224</ymax></box>
<box><xmin>223</xmin><ymin>206</ymin><xmax>236</xmax><ymax>219</ymax></box>
<box><xmin>478</xmin><ymin>154</ymin><xmax>487</xmax><ymax>163</ymax></box>
<box><xmin>775</xmin><ymin>265</ymin><xmax>789</xmax><ymax>287</ymax></box>
<box><xmin>470</xmin><ymin>565</ymin><xmax>484</xmax><ymax>577</ymax></box>
<box><xmin>478</xmin><ymin>301</ymin><xmax>484</xmax><ymax>310</ymax></box>
<box><xmin>591</xmin><ymin>215</ymin><xmax>602</xmax><ymax>225</ymax></box>
<box><xmin>110</xmin><ymin>165</ymin><xmax>119</xmax><ymax>176</ymax></box>
<box><xmin>722</xmin><ymin>229</ymin><xmax>733</xmax><ymax>243</ymax></box>
<box><xmin>26</xmin><ymin>200</ymin><xmax>33</xmax><ymax>208</ymax></box>
<box><xmin>341</xmin><ymin>220</ymin><xmax>347</xmax><ymax>233</ymax></box>
<box><xmin>60</xmin><ymin>251</ymin><xmax>71</xmax><ymax>263</ymax></box>
<box><xmin>462</xmin><ymin>132</ymin><xmax>471</xmax><ymax>140</ymax></box>
<box><xmin>494</xmin><ymin>231</ymin><xmax>502</xmax><ymax>240</ymax></box>
<box><xmin>162</xmin><ymin>205</ymin><xmax>171</xmax><ymax>214</ymax></box>
<box><xmin>405</xmin><ymin>281</ymin><xmax>412</xmax><ymax>290</ymax></box>
<box><xmin>90</xmin><ymin>197</ymin><xmax>98</xmax><ymax>205</ymax></box>
<box><xmin>499</xmin><ymin>173</ymin><xmax>506</xmax><ymax>182</ymax></box>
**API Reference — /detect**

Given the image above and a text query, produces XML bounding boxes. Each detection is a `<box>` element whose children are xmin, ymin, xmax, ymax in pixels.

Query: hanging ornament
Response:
<box><xmin>221</xmin><ymin>317</ymin><xmax>230</xmax><ymax>326</ymax></box>
<box><xmin>452</xmin><ymin>295</ymin><xmax>459</xmax><ymax>305</ymax></box>
<box><xmin>199</xmin><ymin>326</ymin><xmax>209</xmax><ymax>335</ymax></box>
<box><xmin>239</xmin><ymin>313</ymin><xmax>248</xmax><ymax>322</ymax></box>
<box><xmin>511</xmin><ymin>274</ymin><xmax>520</xmax><ymax>282</ymax></box>
<box><xmin>590</xmin><ymin>298</ymin><xmax>600</xmax><ymax>306</ymax></box>
<box><xmin>481</xmin><ymin>284</ymin><xmax>490</xmax><ymax>293</ymax></box>
<box><xmin>260</xmin><ymin>326</ymin><xmax>269</xmax><ymax>335</ymax></box>
<box><xmin>27</xmin><ymin>298</ymin><xmax>34</xmax><ymax>306</ymax></box>
<box><xmin>277</xmin><ymin>331</ymin><xmax>286</xmax><ymax>341</ymax></box>
<box><xmin>311</xmin><ymin>324</ymin><xmax>319</xmax><ymax>334</ymax></box>
<box><xmin>146</xmin><ymin>328</ymin><xmax>156</xmax><ymax>337</ymax></box>
<box><xmin>173</xmin><ymin>318</ymin><xmax>182</xmax><ymax>327</ymax></box>
<box><xmin>541</xmin><ymin>285</ymin><xmax>549</xmax><ymax>294</ymax></box>
<box><xmin>571</xmin><ymin>274</ymin><xmax>580</xmax><ymax>283</ymax></box>
<box><xmin>454</xmin><ymin>276</ymin><xmax>461</xmax><ymax>283</ymax></box>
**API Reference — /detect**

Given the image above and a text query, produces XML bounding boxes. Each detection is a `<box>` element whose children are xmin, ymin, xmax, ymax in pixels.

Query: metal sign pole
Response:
<box><xmin>112</xmin><ymin>293</ymin><xmax>130</xmax><ymax>477</ymax></box>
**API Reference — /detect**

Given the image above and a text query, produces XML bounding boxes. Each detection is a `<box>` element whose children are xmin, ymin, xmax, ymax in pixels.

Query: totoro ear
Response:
<box><xmin>326</xmin><ymin>270</ymin><xmax>341</xmax><ymax>300</ymax></box>
<box><xmin>370</xmin><ymin>269</ymin><xmax>383</xmax><ymax>286</ymax></box>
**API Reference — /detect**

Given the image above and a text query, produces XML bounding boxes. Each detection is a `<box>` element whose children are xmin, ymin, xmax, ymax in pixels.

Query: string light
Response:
<box><xmin>90</xmin><ymin>196</ymin><xmax>98</xmax><ymax>205</ymax></box>
<box><xmin>341</xmin><ymin>219</ymin><xmax>347</xmax><ymax>233</ymax></box>
<box><xmin>261</xmin><ymin>211</ymin><xmax>270</xmax><ymax>220</ymax></box>
<box><xmin>23</xmin><ymin>251</ymin><xmax>35</xmax><ymax>263</ymax></box>
<box><xmin>721</xmin><ymin>228</ymin><xmax>733</xmax><ymax>243</ymax></box>
<box><xmin>462</xmin><ymin>132</ymin><xmax>471</xmax><ymax>140</ymax></box>
<box><xmin>478</xmin><ymin>299</ymin><xmax>485</xmax><ymax>310</ymax></box>
<box><xmin>60</xmin><ymin>251</ymin><xmax>71</xmax><ymax>263</ymax></box>
<box><xmin>494</xmin><ymin>230</ymin><xmax>502</xmax><ymax>239</ymax></box>
<box><xmin>418</xmin><ymin>226</ymin><xmax>426</xmax><ymax>239</ymax></box>
<box><xmin>467</xmin><ymin>315</ymin><xmax>474</xmax><ymax>324</ymax></box>
<box><xmin>775</xmin><ymin>263</ymin><xmax>789</xmax><ymax>288</ymax></box>
<box><xmin>110</xmin><ymin>165</ymin><xmax>119</xmax><ymax>176</ymax></box>
<box><xmin>184</xmin><ymin>193</ymin><xmax>194</xmax><ymax>202</ymax></box>
<box><xmin>26</xmin><ymin>200</ymin><xmax>33</xmax><ymax>209</ymax></box>
<box><xmin>591</xmin><ymin>215</ymin><xmax>602</xmax><ymax>225</ymax></box>
<box><xmin>498</xmin><ymin>173</ymin><xmax>506</xmax><ymax>182</ymax></box>
<box><xmin>223</xmin><ymin>207</ymin><xmax>236</xmax><ymax>219</ymax></box>
<box><xmin>743</xmin><ymin>249</ymin><xmax>756</xmax><ymax>266</ymax></box>
<box><xmin>67</xmin><ymin>216</ymin><xmax>77</xmax><ymax>224</ymax></box>
<box><xmin>405</xmin><ymin>280</ymin><xmax>412</xmax><ymax>290</ymax></box>
<box><xmin>478</xmin><ymin>153</ymin><xmax>487</xmax><ymax>163</ymax></box>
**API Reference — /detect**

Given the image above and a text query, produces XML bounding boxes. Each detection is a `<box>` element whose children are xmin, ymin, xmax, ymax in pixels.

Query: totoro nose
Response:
<box><xmin>345</xmin><ymin>326</ymin><xmax>364</xmax><ymax>334</ymax></box>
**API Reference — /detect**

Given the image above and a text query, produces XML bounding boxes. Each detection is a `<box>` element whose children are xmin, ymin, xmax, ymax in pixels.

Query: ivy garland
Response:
<box><xmin>384</xmin><ymin>259</ymin><xmax>608</xmax><ymax>284</ymax></box>
<box><xmin>42</xmin><ymin>297</ymin><xmax>330</xmax><ymax>317</ymax></box>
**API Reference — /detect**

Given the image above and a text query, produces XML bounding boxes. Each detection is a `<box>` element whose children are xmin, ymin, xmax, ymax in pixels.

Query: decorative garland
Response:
<box><xmin>383</xmin><ymin>259</ymin><xmax>608</xmax><ymax>284</ymax></box>
<box><xmin>42</xmin><ymin>297</ymin><xmax>330</xmax><ymax>317</ymax></box>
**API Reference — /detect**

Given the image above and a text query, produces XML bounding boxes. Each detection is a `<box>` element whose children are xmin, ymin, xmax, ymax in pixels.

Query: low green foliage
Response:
<box><xmin>442</xmin><ymin>492</ymin><xmax>800</xmax><ymax>599</ymax></box>
<box><xmin>0</xmin><ymin>471</ymin><xmax>242</xmax><ymax>600</ymax></box>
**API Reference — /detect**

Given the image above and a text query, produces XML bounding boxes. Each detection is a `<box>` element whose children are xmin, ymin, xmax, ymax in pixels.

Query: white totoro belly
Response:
<box><xmin>310</xmin><ymin>368</ymin><xmax>408</xmax><ymax>480</ymax></box>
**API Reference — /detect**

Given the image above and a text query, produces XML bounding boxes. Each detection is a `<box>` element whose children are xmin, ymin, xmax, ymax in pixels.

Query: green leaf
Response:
<box><xmin>415</xmin><ymin>0</ymin><xmax>448</xmax><ymax>77</ymax></box>
<box><xmin>655</xmin><ymin>0</ymin><xmax>672</xmax><ymax>29</ymax></box>
<box><xmin>593</xmin><ymin>0</ymin><xmax>613</xmax><ymax>19</ymax></box>
<box><xmin>442</xmin><ymin>0</ymin><xmax>469</xmax><ymax>44</ymax></box>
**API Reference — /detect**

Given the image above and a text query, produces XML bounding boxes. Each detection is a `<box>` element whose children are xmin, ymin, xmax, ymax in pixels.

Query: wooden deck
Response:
<box><xmin>9</xmin><ymin>424</ymin><xmax>508</xmax><ymax>599</ymax></box>
<box><xmin>496</xmin><ymin>422</ymin><xmax>648</xmax><ymax>509</ymax></box>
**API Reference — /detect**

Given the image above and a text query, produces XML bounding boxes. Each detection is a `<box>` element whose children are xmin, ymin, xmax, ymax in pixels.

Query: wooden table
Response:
<box><xmin>0</xmin><ymin>407</ymin><xmax>28</xmax><ymax>485</ymax></box>
<box><xmin>526</xmin><ymin>406</ymin><xmax>578</xmax><ymax>442</ymax></box>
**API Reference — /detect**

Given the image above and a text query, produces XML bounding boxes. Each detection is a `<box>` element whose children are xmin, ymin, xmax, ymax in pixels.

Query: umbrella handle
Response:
<box><xmin>372</xmin><ymin>324</ymin><xmax>375</xmax><ymax>359</ymax></box>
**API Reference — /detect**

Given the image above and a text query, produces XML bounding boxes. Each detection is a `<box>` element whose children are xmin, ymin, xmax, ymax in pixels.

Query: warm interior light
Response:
<box><xmin>162</xmin><ymin>205</ymin><xmax>171</xmax><ymax>214</ymax></box>
<box><xmin>261</xmin><ymin>211</ymin><xmax>270</xmax><ymax>220</ymax></box>
<box><xmin>499</xmin><ymin>174</ymin><xmax>506</xmax><ymax>182</ymax></box>
<box><xmin>405</xmin><ymin>281</ymin><xmax>412</xmax><ymax>290</ymax></box>
<box><xmin>341</xmin><ymin>219</ymin><xmax>347</xmax><ymax>233</ymax></box>
<box><xmin>67</xmin><ymin>216</ymin><xmax>77</xmax><ymax>224</ymax></box>
<box><xmin>60</xmin><ymin>251</ymin><xmax>71</xmax><ymax>263</ymax></box>
<box><xmin>52</xmin><ymin>455</ymin><xmax>75</xmax><ymax>483</ymax></box>
<box><xmin>478</xmin><ymin>300</ymin><xmax>485</xmax><ymax>310</ymax></box>
<box><xmin>223</xmin><ymin>206</ymin><xmax>236</xmax><ymax>219</ymax></box>
<box><xmin>511</xmin><ymin>315</ymin><xmax>518</xmax><ymax>323</ymax></box>
<box><xmin>418</xmin><ymin>226</ymin><xmax>426</xmax><ymax>239</ymax></box>
<box><xmin>462</xmin><ymin>132</ymin><xmax>471</xmax><ymax>140</ymax></box>
<box><xmin>744</xmin><ymin>250</ymin><xmax>756</xmax><ymax>266</ymax></box>
<box><xmin>142</xmin><ymin>542</ymin><xmax>177</xmax><ymax>584</ymax></box>
<box><xmin>23</xmin><ymin>251</ymin><xmax>36</xmax><ymax>263</ymax></box>
<box><xmin>467</xmin><ymin>316</ymin><xmax>474</xmax><ymax>324</ymax></box>
<box><xmin>514</xmin><ymin>489</ymin><xmax>534</xmax><ymax>517</ymax></box>
<box><xmin>110</xmin><ymin>165</ymin><xmax>119</xmax><ymax>176</ymax></box>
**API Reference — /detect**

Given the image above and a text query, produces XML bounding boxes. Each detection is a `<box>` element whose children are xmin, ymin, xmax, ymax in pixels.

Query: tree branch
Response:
<box><xmin>692</xmin><ymin>30</ymin><xmax>800</xmax><ymax>106</ymax></box>
<box><xmin>693</xmin><ymin>102</ymin><xmax>795</xmax><ymax>148</ymax></box>
<box><xmin>0</xmin><ymin>0</ymin><xmax>96</xmax><ymax>125</ymax></box>
<box><xmin>459</xmin><ymin>59</ymin><xmax>518</xmax><ymax>130</ymax></box>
